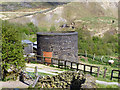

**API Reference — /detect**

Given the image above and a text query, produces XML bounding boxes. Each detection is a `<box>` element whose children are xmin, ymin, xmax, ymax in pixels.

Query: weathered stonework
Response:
<box><xmin>37</xmin><ymin>31</ymin><xmax>78</xmax><ymax>62</ymax></box>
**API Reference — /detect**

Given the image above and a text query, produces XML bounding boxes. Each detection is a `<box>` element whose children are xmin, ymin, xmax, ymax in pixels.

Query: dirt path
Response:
<box><xmin>94</xmin><ymin>27</ymin><xmax>109</xmax><ymax>37</ymax></box>
<box><xmin>96</xmin><ymin>80</ymin><xmax>120</xmax><ymax>86</ymax></box>
<box><xmin>26</xmin><ymin>63</ymin><xmax>65</xmax><ymax>74</ymax></box>
<box><xmin>0</xmin><ymin>81</ymin><xmax>28</xmax><ymax>89</ymax></box>
<box><xmin>26</xmin><ymin>62</ymin><xmax>98</xmax><ymax>76</ymax></box>
<box><xmin>8</xmin><ymin>7</ymin><xmax>56</xmax><ymax>20</ymax></box>
<box><xmin>26</xmin><ymin>67</ymin><xmax>59</xmax><ymax>75</ymax></box>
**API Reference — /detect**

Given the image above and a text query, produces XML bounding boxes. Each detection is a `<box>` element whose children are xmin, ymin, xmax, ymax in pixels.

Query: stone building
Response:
<box><xmin>22</xmin><ymin>40</ymin><xmax>33</xmax><ymax>55</ymax></box>
<box><xmin>37</xmin><ymin>31</ymin><xmax>78</xmax><ymax>63</ymax></box>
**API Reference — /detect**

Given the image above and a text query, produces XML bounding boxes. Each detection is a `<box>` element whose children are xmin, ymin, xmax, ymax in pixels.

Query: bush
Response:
<box><xmin>75</xmin><ymin>27</ymin><xmax>118</xmax><ymax>56</ymax></box>
<box><xmin>80</xmin><ymin>58</ymin><xmax>85</xmax><ymax>62</ymax></box>
<box><xmin>2</xmin><ymin>21</ymin><xmax>25</xmax><ymax>80</ymax></box>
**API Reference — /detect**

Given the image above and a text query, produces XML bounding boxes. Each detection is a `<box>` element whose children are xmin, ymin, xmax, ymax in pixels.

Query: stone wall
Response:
<box><xmin>37</xmin><ymin>31</ymin><xmax>78</xmax><ymax>62</ymax></box>
<box><xmin>24</xmin><ymin>44</ymin><xmax>33</xmax><ymax>54</ymax></box>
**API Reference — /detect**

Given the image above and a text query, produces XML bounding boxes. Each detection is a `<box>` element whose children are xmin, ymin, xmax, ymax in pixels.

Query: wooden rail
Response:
<box><xmin>110</xmin><ymin>69</ymin><xmax>120</xmax><ymax>81</ymax></box>
<box><xmin>32</xmin><ymin>75</ymin><xmax>41</xmax><ymax>88</ymax></box>
<box><xmin>27</xmin><ymin>55</ymin><xmax>100</xmax><ymax>77</ymax></box>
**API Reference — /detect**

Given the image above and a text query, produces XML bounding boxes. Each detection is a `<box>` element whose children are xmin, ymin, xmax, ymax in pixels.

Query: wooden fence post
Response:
<box><xmin>19</xmin><ymin>71</ymin><xmax>24</xmax><ymax>82</ymax></box>
<box><xmin>84</xmin><ymin>65</ymin><xmax>86</xmax><ymax>72</ymax></box>
<box><xmin>58</xmin><ymin>60</ymin><xmax>60</xmax><ymax>68</ymax></box>
<box><xmin>97</xmin><ymin>67</ymin><xmax>100</xmax><ymax>77</ymax></box>
<box><xmin>71</xmin><ymin>62</ymin><xmax>73</xmax><ymax>69</ymax></box>
<box><xmin>27</xmin><ymin>55</ymin><xmax>29</xmax><ymax>63</ymax></box>
<box><xmin>35</xmin><ymin>55</ymin><xmax>37</xmax><ymax>62</ymax></box>
<box><xmin>103</xmin><ymin>68</ymin><xmax>107</xmax><ymax>78</ymax></box>
<box><xmin>85</xmin><ymin>51</ymin><xmax>88</xmax><ymax>62</ymax></box>
<box><xmin>35</xmin><ymin>66</ymin><xmax>38</xmax><ymax>78</ymax></box>
<box><xmin>43</xmin><ymin>57</ymin><xmax>45</xmax><ymax>64</ymax></box>
<box><xmin>90</xmin><ymin>66</ymin><xmax>92</xmax><ymax>74</ymax></box>
<box><xmin>77</xmin><ymin>63</ymin><xmax>79</xmax><ymax>71</ymax></box>
<box><xmin>110</xmin><ymin>70</ymin><xmax>113</xmax><ymax>80</ymax></box>
<box><xmin>64</xmin><ymin>60</ymin><xmax>66</xmax><ymax>68</ymax></box>
<box><xmin>51</xmin><ymin>58</ymin><xmax>53</xmax><ymax>65</ymax></box>
<box><xmin>42</xmin><ymin>56</ymin><xmax>43</xmax><ymax>63</ymax></box>
<box><xmin>32</xmin><ymin>76</ymin><xmax>41</xmax><ymax>88</ymax></box>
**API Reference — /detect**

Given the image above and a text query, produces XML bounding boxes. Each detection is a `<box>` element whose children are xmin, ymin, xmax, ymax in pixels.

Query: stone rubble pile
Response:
<box><xmin>35</xmin><ymin>71</ymin><xmax>86</xmax><ymax>89</ymax></box>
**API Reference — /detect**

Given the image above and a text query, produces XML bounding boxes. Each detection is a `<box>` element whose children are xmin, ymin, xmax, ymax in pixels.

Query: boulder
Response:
<box><xmin>108</xmin><ymin>60</ymin><xmax>114</xmax><ymax>64</ymax></box>
<box><xmin>81</xmin><ymin>74</ymin><xmax>97</xmax><ymax>88</ymax></box>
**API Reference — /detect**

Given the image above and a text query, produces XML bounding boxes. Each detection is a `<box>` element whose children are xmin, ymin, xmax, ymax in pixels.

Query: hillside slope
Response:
<box><xmin>0</xmin><ymin>1</ymin><xmax>118</xmax><ymax>37</ymax></box>
<box><xmin>8</xmin><ymin>2</ymin><xmax>118</xmax><ymax>24</ymax></box>
<box><xmin>6</xmin><ymin>2</ymin><xmax>118</xmax><ymax>37</ymax></box>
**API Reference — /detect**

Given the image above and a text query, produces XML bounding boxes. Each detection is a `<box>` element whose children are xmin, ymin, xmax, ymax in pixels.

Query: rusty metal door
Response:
<box><xmin>43</xmin><ymin>51</ymin><xmax>52</xmax><ymax>64</ymax></box>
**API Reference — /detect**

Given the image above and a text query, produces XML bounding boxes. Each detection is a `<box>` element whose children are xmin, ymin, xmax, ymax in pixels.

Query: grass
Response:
<box><xmin>50</xmin><ymin>64</ymin><xmax>72</xmax><ymax>71</ymax></box>
<box><xmin>79</xmin><ymin>59</ymin><xmax>119</xmax><ymax>82</ymax></box>
<box><xmin>78</xmin><ymin>54</ymin><xmax>119</xmax><ymax>83</ymax></box>
<box><xmin>79</xmin><ymin>16</ymin><xmax>118</xmax><ymax>32</ymax></box>
<box><xmin>27</xmin><ymin>72</ymin><xmax>53</xmax><ymax>77</ymax></box>
<box><xmin>26</xmin><ymin>66</ymin><xmax>42</xmax><ymax>69</ymax></box>
<box><xmin>25</xmin><ymin>34</ymin><xmax>36</xmax><ymax>42</ymax></box>
<box><xmin>54</xmin><ymin>68</ymin><xmax>66</xmax><ymax>71</ymax></box>
<box><xmin>38</xmin><ymin>72</ymin><xmax>53</xmax><ymax>76</ymax></box>
<box><xmin>92</xmin><ymin>73</ymin><xmax>118</xmax><ymax>82</ymax></box>
<box><xmin>80</xmin><ymin>17</ymin><xmax>117</xmax><ymax>24</ymax></box>
<box><xmin>79</xmin><ymin>53</ymin><xmax>119</xmax><ymax>68</ymax></box>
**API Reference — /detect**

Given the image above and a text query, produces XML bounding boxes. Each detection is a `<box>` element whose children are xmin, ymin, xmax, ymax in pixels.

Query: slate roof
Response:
<box><xmin>21</xmin><ymin>40</ymin><xmax>33</xmax><ymax>44</ymax></box>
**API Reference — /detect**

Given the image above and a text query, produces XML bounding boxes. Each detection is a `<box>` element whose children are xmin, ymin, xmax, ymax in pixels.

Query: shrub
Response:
<box><xmin>2</xmin><ymin>21</ymin><xmax>25</xmax><ymax>80</ymax></box>
<box><xmin>80</xmin><ymin>58</ymin><xmax>85</xmax><ymax>62</ymax></box>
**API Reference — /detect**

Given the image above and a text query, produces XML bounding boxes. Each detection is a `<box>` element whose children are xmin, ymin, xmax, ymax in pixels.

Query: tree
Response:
<box><xmin>2</xmin><ymin>21</ymin><xmax>25</xmax><ymax>80</ymax></box>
